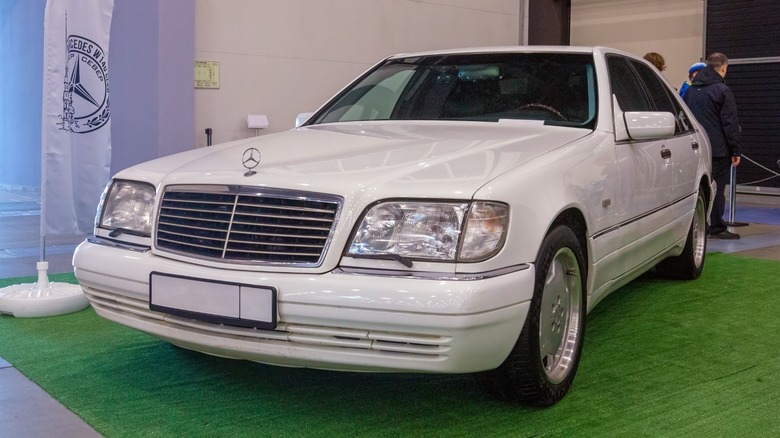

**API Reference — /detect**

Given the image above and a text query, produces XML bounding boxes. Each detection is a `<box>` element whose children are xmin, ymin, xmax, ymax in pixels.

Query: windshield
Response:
<box><xmin>311</xmin><ymin>53</ymin><xmax>597</xmax><ymax>128</ymax></box>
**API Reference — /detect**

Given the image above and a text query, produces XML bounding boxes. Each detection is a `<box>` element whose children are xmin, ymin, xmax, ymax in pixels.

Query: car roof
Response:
<box><xmin>388</xmin><ymin>45</ymin><xmax>598</xmax><ymax>59</ymax></box>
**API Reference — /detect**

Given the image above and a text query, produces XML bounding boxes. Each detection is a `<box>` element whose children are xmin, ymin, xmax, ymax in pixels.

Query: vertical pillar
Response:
<box><xmin>527</xmin><ymin>0</ymin><xmax>571</xmax><ymax>45</ymax></box>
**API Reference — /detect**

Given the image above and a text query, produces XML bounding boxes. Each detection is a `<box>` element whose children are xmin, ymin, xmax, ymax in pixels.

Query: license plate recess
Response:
<box><xmin>149</xmin><ymin>272</ymin><xmax>277</xmax><ymax>330</ymax></box>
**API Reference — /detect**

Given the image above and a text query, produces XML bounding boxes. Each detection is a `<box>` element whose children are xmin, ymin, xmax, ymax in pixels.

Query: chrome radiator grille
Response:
<box><xmin>155</xmin><ymin>186</ymin><xmax>341</xmax><ymax>266</ymax></box>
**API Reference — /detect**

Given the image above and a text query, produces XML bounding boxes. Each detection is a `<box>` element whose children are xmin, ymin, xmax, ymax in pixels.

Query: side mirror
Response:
<box><xmin>295</xmin><ymin>112</ymin><xmax>314</xmax><ymax>128</ymax></box>
<box><xmin>624</xmin><ymin>111</ymin><xmax>675</xmax><ymax>140</ymax></box>
<box><xmin>612</xmin><ymin>95</ymin><xmax>675</xmax><ymax>141</ymax></box>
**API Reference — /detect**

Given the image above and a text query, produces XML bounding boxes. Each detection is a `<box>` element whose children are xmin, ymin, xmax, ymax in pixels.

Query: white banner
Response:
<box><xmin>41</xmin><ymin>0</ymin><xmax>115</xmax><ymax>236</ymax></box>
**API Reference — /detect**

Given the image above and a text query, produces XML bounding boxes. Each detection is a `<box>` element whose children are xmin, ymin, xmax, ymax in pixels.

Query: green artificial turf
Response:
<box><xmin>1</xmin><ymin>253</ymin><xmax>779</xmax><ymax>437</ymax></box>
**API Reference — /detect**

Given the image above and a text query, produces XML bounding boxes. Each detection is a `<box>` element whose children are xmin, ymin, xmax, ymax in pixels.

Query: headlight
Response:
<box><xmin>97</xmin><ymin>180</ymin><xmax>156</xmax><ymax>237</ymax></box>
<box><xmin>347</xmin><ymin>201</ymin><xmax>508</xmax><ymax>262</ymax></box>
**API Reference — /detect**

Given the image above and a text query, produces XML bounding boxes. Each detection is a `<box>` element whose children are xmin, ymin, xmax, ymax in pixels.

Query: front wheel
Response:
<box><xmin>480</xmin><ymin>225</ymin><xmax>586</xmax><ymax>406</ymax></box>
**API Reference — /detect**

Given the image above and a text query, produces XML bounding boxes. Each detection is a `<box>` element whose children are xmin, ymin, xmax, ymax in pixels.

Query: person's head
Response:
<box><xmin>644</xmin><ymin>52</ymin><xmax>666</xmax><ymax>71</ymax></box>
<box><xmin>688</xmin><ymin>62</ymin><xmax>706</xmax><ymax>80</ymax></box>
<box><xmin>706</xmin><ymin>52</ymin><xmax>729</xmax><ymax>78</ymax></box>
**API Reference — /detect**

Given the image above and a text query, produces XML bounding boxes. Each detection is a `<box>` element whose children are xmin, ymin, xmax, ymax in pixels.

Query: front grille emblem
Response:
<box><xmin>242</xmin><ymin>148</ymin><xmax>261</xmax><ymax>176</ymax></box>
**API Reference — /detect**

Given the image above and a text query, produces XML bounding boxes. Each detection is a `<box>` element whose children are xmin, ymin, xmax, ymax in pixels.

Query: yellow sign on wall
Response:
<box><xmin>195</xmin><ymin>61</ymin><xmax>220</xmax><ymax>89</ymax></box>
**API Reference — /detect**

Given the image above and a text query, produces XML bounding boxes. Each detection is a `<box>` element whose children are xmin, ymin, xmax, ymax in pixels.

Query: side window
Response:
<box><xmin>607</xmin><ymin>56</ymin><xmax>652</xmax><ymax>112</ymax></box>
<box><xmin>630</xmin><ymin>60</ymin><xmax>694</xmax><ymax>134</ymax></box>
<box><xmin>630</xmin><ymin>60</ymin><xmax>675</xmax><ymax>112</ymax></box>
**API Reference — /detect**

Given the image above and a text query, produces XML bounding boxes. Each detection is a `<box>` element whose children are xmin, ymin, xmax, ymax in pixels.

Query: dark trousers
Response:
<box><xmin>710</xmin><ymin>156</ymin><xmax>733</xmax><ymax>233</ymax></box>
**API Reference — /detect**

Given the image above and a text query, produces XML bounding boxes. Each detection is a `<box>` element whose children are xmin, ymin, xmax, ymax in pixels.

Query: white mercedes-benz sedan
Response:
<box><xmin>74</xmin><ymin>46</ymin><xmax>712</xmax><ymax>406</ymax></box>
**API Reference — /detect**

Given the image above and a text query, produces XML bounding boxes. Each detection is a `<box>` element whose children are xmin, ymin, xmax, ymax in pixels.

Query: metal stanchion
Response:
<box><xmin>726</xmin><ymin>163</ymin><xmax>749</xmax><ymax>227</ymax></box>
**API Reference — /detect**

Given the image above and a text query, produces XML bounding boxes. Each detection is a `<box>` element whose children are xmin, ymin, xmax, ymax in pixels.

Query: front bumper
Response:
<box><xmin>73</xmin><ymin>239</ymin><xmax>534</xmax><ymax>373</ymax></box>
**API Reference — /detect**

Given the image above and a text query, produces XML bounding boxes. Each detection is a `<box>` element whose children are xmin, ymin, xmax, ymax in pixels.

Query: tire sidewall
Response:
<box><xmin>525</xmin><ymin>225</ymin><xmax>587</xmax><ymax>404</ymax></box>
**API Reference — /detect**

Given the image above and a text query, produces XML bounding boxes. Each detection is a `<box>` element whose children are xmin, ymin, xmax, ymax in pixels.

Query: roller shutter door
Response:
<box><xmin>706</xmin><ymin>0</ymin><xmax>780</xmax><ymax>190</ymax></box>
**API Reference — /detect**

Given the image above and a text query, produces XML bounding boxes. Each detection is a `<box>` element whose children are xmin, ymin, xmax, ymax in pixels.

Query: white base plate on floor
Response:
<box><xmin>0</xmin><ymin>282</ymin><xmax>89</xmax><ymax>317</ymax></box>
<box><xmin>0</xmin><ymin>261</ymin><xmax>89</xmax><ymax>317</ymax></box>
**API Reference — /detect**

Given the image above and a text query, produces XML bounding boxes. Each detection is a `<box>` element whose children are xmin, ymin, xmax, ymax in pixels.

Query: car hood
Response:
<box><xmin>123</xmin><ymin>121</ymin><xmax>590</xmax><ymax>201</ymax></box>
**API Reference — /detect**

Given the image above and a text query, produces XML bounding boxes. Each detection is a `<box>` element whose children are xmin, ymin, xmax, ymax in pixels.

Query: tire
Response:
<box><xmin>480</xmin><ymin>225</ymin><xmax>586</xmax><ymax>406</ymax></box>
<box><xmin>656</xmin><ymin>191</ymin><xmax>707</xmax><ymax>280</ymax></box>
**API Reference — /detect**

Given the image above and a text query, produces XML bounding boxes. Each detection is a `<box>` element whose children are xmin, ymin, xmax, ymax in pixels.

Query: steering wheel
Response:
<box><xmin>516</xmin><ymin>103</ymin><xmax>568</xmax><ymax>121</ymax></box>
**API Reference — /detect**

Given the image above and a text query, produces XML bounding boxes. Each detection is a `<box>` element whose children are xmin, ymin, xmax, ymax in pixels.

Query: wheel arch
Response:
<box><xmin>699</xmin><ymin>175</ymin><xmax>713</xmax><ymax>214</ymax></box>
<box><xmin>547</xmin><ymin>207</ymin><xmax>589</xmax><ymax>288</ymax></box>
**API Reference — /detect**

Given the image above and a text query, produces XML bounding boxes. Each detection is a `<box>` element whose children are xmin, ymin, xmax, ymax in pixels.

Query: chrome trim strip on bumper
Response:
<box><xmin>333</xmin><ymin>264</ymin><xmax>530</xmax><ymax>281</ymax></box>
<box><xmin>87</xmin><ymin>236</ymin><xmax>151</xmax><ymax>252</ymax></box>
<box><xmin>85</xmin><ymin>236</ymin><xmax>529</xmax><ymax>281</ymax></box>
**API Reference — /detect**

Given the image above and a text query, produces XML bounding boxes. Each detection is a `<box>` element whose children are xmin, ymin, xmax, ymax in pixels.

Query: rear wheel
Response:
<box><xmin>656</xmin><ymin>191</ymin><xmax>707</xmax><ymax>280</ymax></box>
<box><xmin>480</xmin><ymin>225</ymin><xmax>586</xmax><ymax>406</ymax></box>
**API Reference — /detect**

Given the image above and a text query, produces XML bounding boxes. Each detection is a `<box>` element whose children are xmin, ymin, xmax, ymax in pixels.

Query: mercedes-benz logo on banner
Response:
<box><xmin>59</xmin><ymin>34</ymin><xmax>111</xmax><ymax>134</ymax></box>
<box><xmin>242</xmin><ymin>148</ymin><xmax>261</xmax><ymax>176</ymax></box>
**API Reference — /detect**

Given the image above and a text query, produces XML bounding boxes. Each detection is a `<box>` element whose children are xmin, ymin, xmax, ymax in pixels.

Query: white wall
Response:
<box><xmin>111</xmin><ymin>0</ymin><xmax>195</xmax><ymax>175</ymax></box>
<box><xmin>194</xmin><ymin>0</ymin><xmax>522</xmax><ymax>146</ymax></box>
<box><xmin>0</xmin><ymin>0</ymin><xmax>45</xmax><ymax>188</ymax></box>
<box><xmin>571</xmin><ymin>0</ymin><xmax>704</xmax><ymax>92</ymax></box>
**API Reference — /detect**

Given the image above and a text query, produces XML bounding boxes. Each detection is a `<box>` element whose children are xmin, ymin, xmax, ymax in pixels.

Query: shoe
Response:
<box><xmin>709</xmin><ymin>230</ymin><xmax>740</xmax><ymax>240</ymax></box>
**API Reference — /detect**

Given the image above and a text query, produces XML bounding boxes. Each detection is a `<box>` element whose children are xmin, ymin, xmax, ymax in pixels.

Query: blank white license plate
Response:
<box><xmin>149</xmin><ymin>272</ymin><xmax>276</xmax><ymax>329</ymax></box>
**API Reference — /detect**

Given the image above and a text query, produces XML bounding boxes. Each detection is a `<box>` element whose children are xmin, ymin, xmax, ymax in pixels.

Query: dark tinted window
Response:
<box><xmin>631</xmin><ymin>60</ymin><xmax>675</xmax><ymax>112</ymax></box>
<box><xmin>607</xmin><ymin>56</ymin><xmax>652</xmax><ymax>112</ymax></box>
<box><xmin>630</xmin><ymin>60</ymin><xmax>694</xmax><ymax>134</ymax></box>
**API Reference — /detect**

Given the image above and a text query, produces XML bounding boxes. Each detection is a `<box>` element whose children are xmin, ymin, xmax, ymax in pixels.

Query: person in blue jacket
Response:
<box><xmin>680</xmin><ymin>62</ymin><xmax>706</xmax><ymax>97</ymax></box>
<box><xmin>684</xmin><ymin>52</ymin><xmax>743</xmax><ymax>239</ymax></box>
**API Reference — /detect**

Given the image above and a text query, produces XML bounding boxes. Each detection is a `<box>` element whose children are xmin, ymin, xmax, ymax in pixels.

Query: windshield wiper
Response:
<box><xmin>108</xmin><ymin>227</ymin><xmax>149</xmax><ymax>238</ymax></box>
<box><xmin>350</xmin><ymin>253</ymin><xmax>414</xmax><ymax>268</ymax></box>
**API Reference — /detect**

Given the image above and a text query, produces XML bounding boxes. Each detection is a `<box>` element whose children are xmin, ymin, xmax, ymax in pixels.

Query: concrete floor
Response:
<box><xmin>0</xmin><ymin>360</ymin><xmax>102</xmax><ymax>438</ymax></box>
<box><xmin>0</xmin><ymin>188</ymin><xmax>99</xmax><ymax>437</ymax></box>
<box><xmin>0</xmin><ymin>186</ymin><xmax>779</xmax><ymax>437</ymax></box>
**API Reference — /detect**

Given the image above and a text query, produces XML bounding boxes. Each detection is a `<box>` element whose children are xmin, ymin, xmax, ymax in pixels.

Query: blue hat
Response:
<box><xmin>688</xmin><ymin>62</ymin><xmax>706</xmax><ymax>75</ymax></box>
